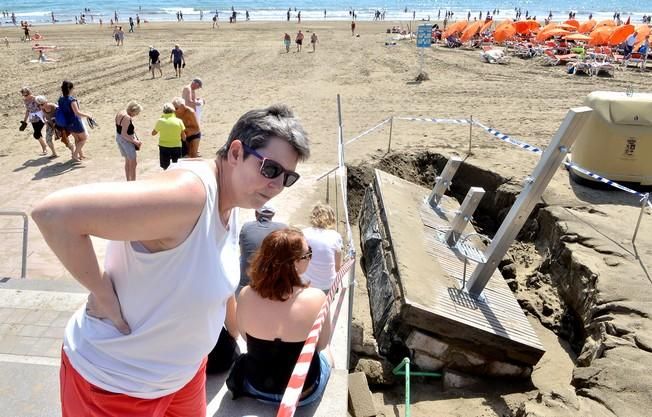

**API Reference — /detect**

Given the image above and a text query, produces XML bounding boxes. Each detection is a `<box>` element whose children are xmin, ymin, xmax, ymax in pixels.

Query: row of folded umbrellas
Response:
<box><xmin>442</xmin><ymin>18</ymin><xmax>650</xmax><ymax>49</ymax></box>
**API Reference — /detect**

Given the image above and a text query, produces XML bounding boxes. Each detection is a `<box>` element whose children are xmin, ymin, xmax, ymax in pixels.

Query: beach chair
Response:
<box><xmin>567</xmin><ymin>61</ymin><xmax>592</xmax><ymax>76</ymax></box>
<box><xmin>543</xmin><ymin>49</ymin><xmax>577</xmax><ymax>66</ymax></box>
<box><xmin>591</xmin><ymin>61</ymin><xmax>615</xmax><ymax>77</ymax></box>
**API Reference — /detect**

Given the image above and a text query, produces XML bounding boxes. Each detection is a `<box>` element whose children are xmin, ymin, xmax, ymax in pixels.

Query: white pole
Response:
<box><xmin>632</xmin><ymin>193</ymin><xmax>649</xmax><ymax>245</ymax></box>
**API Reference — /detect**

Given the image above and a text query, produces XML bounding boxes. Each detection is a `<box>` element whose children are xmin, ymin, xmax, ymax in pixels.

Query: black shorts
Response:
<box><xmin>296</xmin><ymin>39</ymin><xmax>303</xmax><ymax>45</ymax></box>
<box><xmin>31</xmin><ymin>120</ymin><xmax>45</xmax><ymax>140</ymax></box>
<box><xmin>173</xmin><ymin>60</ymin><xmax>182</xmax><ymax>69</ymax></box>
<box><xmin>159</xmin><ymin>146</ymin><xmax>181</xmax><ymax>170</ymax></box>
<box><xmin>186</xmin><ymin>132</ymin><xmax>201</xmax><ymax>142</ymax></box>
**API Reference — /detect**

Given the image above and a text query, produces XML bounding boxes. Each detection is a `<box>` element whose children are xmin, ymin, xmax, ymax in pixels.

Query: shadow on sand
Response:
<box><xmin>31</xmin><ymin>159</ymin><xmax>85</xmax><ymax>180</ymax></box>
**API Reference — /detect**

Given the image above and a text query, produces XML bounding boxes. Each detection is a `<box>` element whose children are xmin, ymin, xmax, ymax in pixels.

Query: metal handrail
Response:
<box><xmin>0</xmin><ymin>211</ymin><xmax>28</xmax><ymax>278</ymax></box>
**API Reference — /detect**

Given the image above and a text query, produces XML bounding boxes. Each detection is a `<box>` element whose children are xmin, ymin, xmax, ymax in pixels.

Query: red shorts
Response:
<box><xmin>60</xmin><ymin>350</ymin><xmax>207</xmax><ymax>417</ymax></box>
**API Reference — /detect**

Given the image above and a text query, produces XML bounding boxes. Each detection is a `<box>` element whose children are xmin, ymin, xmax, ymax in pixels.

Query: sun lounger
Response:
<box><xmin>543</xmin><ymin>49</ymin><xmax>577</xmax><ymax>66</ymax></box>
<box><xmin>566</xmin><ymin>61</ymin><xmax>592</xmax><ymax>76</ymax></box>
<box><xmin>591</xmin><ymin>62</ymin><xmax>615</xmax><ymax>77</ymax></box>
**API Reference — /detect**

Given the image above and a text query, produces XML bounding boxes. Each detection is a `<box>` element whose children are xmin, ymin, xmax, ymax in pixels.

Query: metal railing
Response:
<box><xmin>0</xmin><ymin>211</ymin><xmax>28</xmax><ymax>278</ymax></box>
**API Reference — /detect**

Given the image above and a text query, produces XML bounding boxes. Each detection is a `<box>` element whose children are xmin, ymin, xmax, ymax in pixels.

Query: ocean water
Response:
<box><xmin>1</xmin><ymin>1</ymin><xmax>650</xmax><ymax>25</ymax></box>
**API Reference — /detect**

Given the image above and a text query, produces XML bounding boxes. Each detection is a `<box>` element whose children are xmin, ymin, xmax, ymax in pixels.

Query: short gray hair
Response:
<box><xmin>162</xmin><ymin>103</ymin><xmax>175</xmax><ymax>114</ymax></box>
<box><xmin>126</xmin><ymin>101</ymin><xmax>143</xmax><ymax>115</ymax></box>
<box><xmin>171</xmin><ymin>97</ymin><xmax>185</xmax><ymax>108</ymax></box>
<box><xmin>192</xmin><ymin>78</ymin><xmax>203</xmax><ymax>87</ymax></box>
<box><xmin>34</xmin><ymin>95</ymin><xmax>47</xmax><ymax>105</ymax></box>
<box><xmin>217</xmin><ymin>104</ymin><xmax>310</xmax><ymax>161</ymax></box>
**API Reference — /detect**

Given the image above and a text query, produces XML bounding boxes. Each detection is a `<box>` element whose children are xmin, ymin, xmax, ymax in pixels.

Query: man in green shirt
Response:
<box><xmin>151</xmin><ymin>103</ymin><xmax>186</xmax><ymax>169</ymax></box>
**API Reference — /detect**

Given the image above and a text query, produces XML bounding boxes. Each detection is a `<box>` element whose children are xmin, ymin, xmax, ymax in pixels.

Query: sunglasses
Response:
<box><xmin>298</xmin><ymin>246</ymin><xmax>312</xmax><ymax>261</ymax></box>
<box><xmin>241</xmin><ymin>142</ymin><xmax>300</xmax><ymax>187</ymax></box>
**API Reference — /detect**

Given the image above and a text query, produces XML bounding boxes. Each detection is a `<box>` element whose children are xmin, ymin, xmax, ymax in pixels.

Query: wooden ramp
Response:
<box><xmin>373</xmin><ymin>169</ymin><xmax>544</xmax><ymax>365</ymax></box>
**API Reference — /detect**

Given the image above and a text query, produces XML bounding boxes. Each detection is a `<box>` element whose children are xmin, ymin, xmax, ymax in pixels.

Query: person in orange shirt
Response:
<box><xmin>172</xmin><ymin>97</ymin><xmax>201</xmax><ymax>158</ymax></box>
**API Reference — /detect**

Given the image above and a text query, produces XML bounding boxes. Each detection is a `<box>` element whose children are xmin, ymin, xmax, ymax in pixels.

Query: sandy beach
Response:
<box><xmin>1</xmin><ymin>19</ymin><xmax>651</xmax><ymax>416</ymax></box>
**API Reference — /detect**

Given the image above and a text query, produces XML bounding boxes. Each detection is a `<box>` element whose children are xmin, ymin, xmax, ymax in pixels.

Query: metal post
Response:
<box><xmin>428</xmin><ymin>156</ymin><xmax>462</xmax><ymax>208</ymax></box>
<box><xmin>444</xmin><ymin>187</ymin><xmax>485</xmax><ymax>246</ymax></box>
<box><xmin>468</xmin><ymin>115</ymin><xmax>473</xmax><ymax>155</ymax></box>
<box><xmin>387</xmin><ymin>116</ymin><xmax>394</xmax><ymax>153</ymax></box>
<box><xmin>21</xmin><ymin>213</ymin><xmax>27</xmax><ymax>278</ymax></box>
<box><xmin>632</xmin><ymin>193</ymin><xmax>649</xmax><ymax>244</ymax></box>
<box><xmin>326</xmin><ymin>174</ymin><xmax>330</xmax><ymax>204</ymax></box>
<box><xmin>346</xmin><ymin>254</ymin><xmax>356</xmax><ymax>368</ymax></box>
<box><xmin>466</xmin><ymin>107</ymin><xmax>593</xmax><ymax>296</ymax></box>
<box><xmin>337</xmin><ymin>94</ymin><xmax>344</xmax><ymax>168</ymax></box>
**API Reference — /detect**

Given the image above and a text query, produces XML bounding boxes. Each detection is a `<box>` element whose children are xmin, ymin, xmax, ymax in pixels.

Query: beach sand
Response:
<box><xmin>1</xmin><ymin>20</ymin><xmax>651</xmax><ymax>416</ymax></box>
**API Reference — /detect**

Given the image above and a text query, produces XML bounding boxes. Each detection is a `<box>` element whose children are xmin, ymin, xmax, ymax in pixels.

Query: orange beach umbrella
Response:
<box><xmin>460</xmin><ymin>20</ymin><xmax>484</xmax><ymax>42</ymax></box>
<box><xmin>555</xmin><ymin>23</ymin><xmax>578</xmax><ymax>31</ymax></box>
<box><xmin>578</xmin><ymin>20</ymin><xmax>596</xmax><ymax>33</ymax></box>
<box><xmin>563</xmin><ymin>19</ymin><xmax>580</xmax><ymax>30</ymax></box>
<box><xmin>442</xmin><ymin>20</ymin><xmax>468</xmax><ymax>39</ymax></box>
<box><xmin>537</xmin><ymin>28</ymin><xmax>571</xmax><ymax>41</ymax></box>
<box><xmin>608</xmin><ymin>24</ymin><xmax>635</xmax><ymax>46</ymax></box>
<box><xmin>480</xmin><ymin>19</ymin><xmax>494</xmax><ymax>34</ymax></box>
<box><xmin>564</xmin><ymin>33</ymin><xmax>591</xmax><ymax>41</ymax></box>
<box><xmin>635</xmin><ymin>24</ymin><xmax>651</xmax><ymax>43</ymax></box>
<box><xmin>595</xmin><ymin>19</ymin><xmax>616</xmax><ymax>28</ymax></box>
<box><xmin>493</xmin><ymin>23</ymin><xmax>516</xmax><ymax>43</ymax></box>
<box><xmin>588</xmin><ymin>27</ymin><xmax>615</xmax><ymax>46</ymax></box>
<box><xmin>513</xmin><ymin>20</ymin><xmax>533</xmax><ymax>34</ymax></box>
<box><xmin>495</xmin><ymin>19</ymin><xmax>513</xmax><ymax>30</ymax></box>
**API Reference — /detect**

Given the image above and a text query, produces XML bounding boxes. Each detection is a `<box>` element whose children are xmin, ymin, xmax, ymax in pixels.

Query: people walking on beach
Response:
<box><xmin>148</xmin><ymin>46</ymin><xmax>162</xmax><ymax>78</ymax></box>
<box><xmin>170</xmin><ymin>44</ymin><xmax>185</xmax><ymax>77</ymax></box>
<box><xmin>295</xmin><ymin>30</ymin><xmax>304</xmax><ymax>52</ymax></box>
<box><xmin>113</xmin><ymin>26</ymin><xmax>124</xmax><ymax>46</ymax></box>
<box><xmin>32</xmin><ymin>104</ymin><xmax>309</xmax><ymax>417</ymax></box>
<box><xmin>297</xmin><ymin>11</ymin><xmax>301</xmax><ymax>23</ymax></box>
<box><xmin>128</xmin><ymin>17</ymin><xmax>134</xmax><ymax>32</ymax></box>
<box><xmin>283</xmin><ymin>32</ymin><xmax>291</xmax><ymax>53</ymax></box>
<box><xmin>310</xmin><ymin>32</ymin><xmax>319</xmax><ymax>52</ymax></box>
<box><xmin>115</xmin><ymin>101</ymin><xmax>143</xmax><ymax>181</ymax></box>
<box><xmin>35</xmin><ymin>95</ymin><xmax>70</xmax><ymax>158</ymax></box>
<box><xmin>152</xmin><ymin>103</ymin><xmax>185</xmax><ymax>170</ymax></box>
<box><xmin>213</xmin><ymin>13</ymin><xmax>218</xmax><ymax>28</ymax></box>
<box><xmin>172</xmin><ymin>97</ymin><xmax>201</xmax><ymax>158</ymax></box>
<box><xmin>54</xmin><ymin>80</ymin><xmax>93</xmax><ymax>162</ymax></box>
<box><xmin>181</xmin><ymin>78</ymin><xmax>203</xmax><ymax>115</ymax></box>
<box><xmin>351</xmin><ymin>20</ymin><xmax>356</xmax><ymax>36</ymax></box>
<box><xmin>20</xmin><ymin>87</ymin><xmax>48</xmax><ymax>155</ymax></box>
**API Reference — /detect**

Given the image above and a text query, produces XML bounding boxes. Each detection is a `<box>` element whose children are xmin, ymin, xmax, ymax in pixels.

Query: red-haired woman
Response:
<box><xmin>228</xmin><ymin>227</ymin><xmax>332</xmax><ymax>405</ymax></box>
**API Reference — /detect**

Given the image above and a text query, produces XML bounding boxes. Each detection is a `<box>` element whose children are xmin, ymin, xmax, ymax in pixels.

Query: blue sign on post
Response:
<box><xmin>416</xmin><ymin>24</ymin><xmax>432</xmax><ymax>48</ymax></box>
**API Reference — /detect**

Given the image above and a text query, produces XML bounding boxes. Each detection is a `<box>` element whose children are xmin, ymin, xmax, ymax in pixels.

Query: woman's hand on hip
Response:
<box><xmin>86</xmin><ymin>272</ymin><xmax>131</xmax><ymax>335</ymax></box>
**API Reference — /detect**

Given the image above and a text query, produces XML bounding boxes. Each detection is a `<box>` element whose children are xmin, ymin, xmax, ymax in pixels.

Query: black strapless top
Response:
<box><xmin>244</xmin><ymin>333</ymin><xmax>321</xmax><ymax>394</ymax></box>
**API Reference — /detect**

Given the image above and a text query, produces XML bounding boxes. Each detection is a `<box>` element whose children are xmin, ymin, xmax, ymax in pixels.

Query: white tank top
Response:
<box><xmin>63</xmin><ymin>160</ymin><xmax>239</xmax><ymax>398</ymax></box>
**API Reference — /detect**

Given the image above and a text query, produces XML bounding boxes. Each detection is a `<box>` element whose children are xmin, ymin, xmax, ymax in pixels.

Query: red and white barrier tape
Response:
<box><xmin>276</xmin><ymin>257</ymin><xmax>356</xmax><ymax>417</ymax></box>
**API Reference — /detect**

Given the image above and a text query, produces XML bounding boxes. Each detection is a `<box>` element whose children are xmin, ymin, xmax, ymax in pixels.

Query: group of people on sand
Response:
<box><xmin>19</xmin><ymin>82</ymin><xmax>93</xmax><ymax>161</ymax></box>
<box><xmin>284</xmin><ymin>30</ymin><xmax>319</xmax><ymax>53</ymax></box>
<box><xmin>113</xmin><ymin>78</ymin><xmax>204</xmax><ymax>181</ymax></box>
<box><xmin>147</xmin><ymin>44</ymin><xmax>187</xmax><ymax>78</ymax></box>
<box><xmin>32</xmin><ymin>103</ymin><xmax>344</xmax><ymax>414</ymax></box>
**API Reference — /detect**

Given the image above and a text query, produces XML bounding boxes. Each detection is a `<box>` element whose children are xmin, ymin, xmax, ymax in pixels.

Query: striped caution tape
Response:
<box><xmin>394</xmin><ymin>116</ymin><xmax>471</xmax><ymax>125</ymax></box>
<box><xmin>472</xmin><ymin>121</ymin><xmax>543</xmax><ymax>153</ymax></box>
<box><xmin>344</xmin><ymin>118</ymin><xmax>391</xmax><ymax>145</ymax></box>
<box><xmin>471</xmin><ymin>121</ymin><xmax>650</xmax><ymax>207</ymax></box>
<box><xmin>276</xmin><ymin>257</ymin><xmax>356</xmax><ymax>417</ymax></box>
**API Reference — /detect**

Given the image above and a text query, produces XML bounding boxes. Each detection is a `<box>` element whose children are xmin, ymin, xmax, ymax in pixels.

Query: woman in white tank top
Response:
<box><xmin>32</xmin><ymin>104</ymin><xmax>310</xmax><ymax>416</ymax></box>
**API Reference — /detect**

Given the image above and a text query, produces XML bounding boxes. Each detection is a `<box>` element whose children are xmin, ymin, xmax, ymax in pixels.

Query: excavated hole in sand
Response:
<box><xmin>347</xmin><ymin>150</ymin><xmax>589</xmax><ymax>357</ymax></box>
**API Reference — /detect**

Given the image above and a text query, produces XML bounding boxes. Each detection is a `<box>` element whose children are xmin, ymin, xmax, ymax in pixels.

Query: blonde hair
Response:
<box><xmin>126</xmin><ymin>101</ymin><xmax>143</xmax><ymax>116</ymax></box>
<box><xmin>309</xmin><ymin>203</ymin><xmax>336</xmax><ymax>229</ymax></box>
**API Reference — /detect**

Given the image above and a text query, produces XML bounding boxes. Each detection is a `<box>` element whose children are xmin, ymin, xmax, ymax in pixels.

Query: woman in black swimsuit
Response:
<box><xmin>115</xmin><ymin>101</ymin><xmax>143</xmax><ymax>181</ymax></box>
